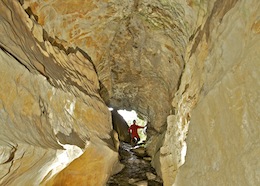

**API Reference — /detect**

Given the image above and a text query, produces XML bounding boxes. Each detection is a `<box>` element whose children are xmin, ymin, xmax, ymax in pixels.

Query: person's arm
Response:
<box><xmin>137</xmin><ymin>125</ymin><xmax>145</xmax><ymax>129</ymax></box>
<box><xmin>140</xmin><ymin>125</ymin><xmax>148</xmax><ymax>129</ymax></box>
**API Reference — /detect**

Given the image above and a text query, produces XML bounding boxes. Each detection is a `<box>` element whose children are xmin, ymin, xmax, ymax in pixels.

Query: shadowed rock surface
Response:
<box><xmin>112</xmin><ymin>110</ymin><xmax>131</xmax><ymax>143</ymax></box>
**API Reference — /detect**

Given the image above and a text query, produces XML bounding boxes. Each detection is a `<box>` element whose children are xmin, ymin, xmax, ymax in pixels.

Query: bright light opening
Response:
<box><xmin>117</xmin><ymin>109</ymin><xmax>147</xmax><ymax>143</ymax></box>
<box><xmin>117</xmin><ymin>109</ymin><xmax>137</xmax><ymax>125</ymax></box>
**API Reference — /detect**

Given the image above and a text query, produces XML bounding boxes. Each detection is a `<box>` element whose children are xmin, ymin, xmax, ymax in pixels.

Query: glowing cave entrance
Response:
<box><xmin>110</xmin><ymin>108</ymin><xmax>147</xmax><ymax>143</ymax></box>
<box><xmin>107</xmin><ymin>109</ymin><xmax>163</xmax><ymax>185</ymax></box>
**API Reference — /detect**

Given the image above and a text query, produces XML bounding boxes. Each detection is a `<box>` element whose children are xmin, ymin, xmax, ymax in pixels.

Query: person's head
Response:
<box><xmin>133</xmin><ymin>120</ymin><xmax>136</xmax><ymax>124</ymax></box>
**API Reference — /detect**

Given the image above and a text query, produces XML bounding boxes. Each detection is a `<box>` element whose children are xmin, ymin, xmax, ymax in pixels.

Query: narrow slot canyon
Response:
<box><xmin>0</xmin><ymin>0</ymin><xmax>259</xmax><ymax>186</ymax></box>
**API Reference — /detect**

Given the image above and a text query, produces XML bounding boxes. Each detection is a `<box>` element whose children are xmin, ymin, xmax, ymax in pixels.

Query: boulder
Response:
<box><xmin>130</xmin><ymin>146</ymin><xmax>147</xmax><ymax>157</ymax></box>
<box><xmin>111</xmin><ymin>110</ymin><xmax>131</xmax><ymax>143</ymax></box>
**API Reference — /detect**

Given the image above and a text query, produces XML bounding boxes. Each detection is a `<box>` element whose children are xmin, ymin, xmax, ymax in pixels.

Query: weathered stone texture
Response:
<box><xmin>0</xmin><ymin>0</ymin><xmax>119</xmax><ymax>185</ymax></box>
<box><xmin>172</xmin><ymin>0</ymin><xmax>260</xmax><ymax>185</ymax></box>
<box><xmin>46</xmin><ymin>143</ymin><xmax>121</xmax><ymax>186</ymax></box>
<box><xmin>22</xmin><ymin>0</ymin><xmax>194</xmax><ymax>133</ymax></box>
<box><xmin>0</xmin><ymin>0</ymin><xmax>259</xmax><ymax>185</ymax></box>
<box><xmin>21</xmin><ymin>1</ymin><xmax>197</xmax><ymax>181</ymax></box>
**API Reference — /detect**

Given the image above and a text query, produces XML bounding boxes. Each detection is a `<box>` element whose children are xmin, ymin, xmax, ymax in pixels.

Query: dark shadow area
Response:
<box><xmin>111</xmin><ymin>110</ymin><xmax>131</xmax><ymax>143</ymax></box>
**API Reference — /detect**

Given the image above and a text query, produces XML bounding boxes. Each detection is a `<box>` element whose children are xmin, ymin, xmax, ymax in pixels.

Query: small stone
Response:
<box><xmin>143</xmin><ymin>156</ymin><xmax>152</xmax><ymax>161</ymax></box>
<box><xmin>130</xmin><ymin>146</ymin><xmax>147</xmax><ymax>157</ymax></box>
<box><xmin>134</xmin><ymin>180</ymin><xmax>148</xmax><ymax>186</ymax></box>
<box><xmin>128</xmin><ymin>178</ymin><xmax>140</xmax><ymax>184</ymax></box>
<box><xmin>146</xmin><ymin>172</ymin><xmax>156</xmax><ymax>180</ymax></box>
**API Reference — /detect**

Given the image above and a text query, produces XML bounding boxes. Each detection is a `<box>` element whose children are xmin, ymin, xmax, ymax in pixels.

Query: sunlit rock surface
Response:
<box><xmin>0</xmin><ymin>0</ymin><xmax>119</xmax><ymax>185</ymax></box>
<box><xmin>22</xmin><ymin>0</ymin><xmax>194</xmax><ymax>133</ymax></box>
<box><xmin>0</xmin><ymin>0</ymin><xmax>259</xmax><ymax>185</ymax></box>
<box><xmin>173</xmin><ymin>0</ymin><xmax>260</xmax><ymax>185</ymax></box>
<box><xmin>21</xmin><ymin>1</ymin><xmax>194</xmax><ymax>182</ymax></box>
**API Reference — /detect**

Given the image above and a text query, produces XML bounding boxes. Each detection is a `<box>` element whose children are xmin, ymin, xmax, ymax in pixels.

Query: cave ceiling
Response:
<box><xmin>20</xmin><ymin>0</ymin><xmax>196</xmax><ymax>131</ymax></box>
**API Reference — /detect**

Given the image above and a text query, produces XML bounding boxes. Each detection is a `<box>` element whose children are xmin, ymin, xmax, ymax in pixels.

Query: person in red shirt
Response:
<box><xmin>128</xmin><ymin>120</ymin><xmax>146</xmax><ymax>145</ymax></box>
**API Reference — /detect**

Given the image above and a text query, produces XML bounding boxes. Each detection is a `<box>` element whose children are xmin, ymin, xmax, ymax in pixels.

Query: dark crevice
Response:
<box><xmin>175</xmin><ymin>55</ymin><xmax>186</xmax><ymax>93</ymax></box>
<box><xmin>18</xmin><ymin>0</ymin><xmax>24</xmax><ymax>6</ymax></box>
<box><xmin>0</xmin><ymin>45</ymin><xmax>32</xmax><ymax>73</ymax></box>
<box><xmin>25</xmin><ymin>7</ymin><xmax>38</xmax><ymax>22</ymax></box>
<box><xmin>1</xmin><ymin>146</ymin><xmax>17</xmax><ymax>165</ymax></box>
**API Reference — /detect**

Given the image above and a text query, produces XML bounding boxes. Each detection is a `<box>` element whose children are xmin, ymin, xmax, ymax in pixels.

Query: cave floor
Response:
<box><xmin>107</xmin><ymin>142</ymin><xmax>163</xmax><ymax>186</ymax></box>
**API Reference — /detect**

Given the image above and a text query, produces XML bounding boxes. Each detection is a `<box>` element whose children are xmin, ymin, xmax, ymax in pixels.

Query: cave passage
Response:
<box><xmin>107</xmin><ymin>142</ymin><xmax>163</xmax><ymax>186</ymax></box>
<box><xmin>117</xmin><ymin>109</ymin><xmax>147</xmax><ymax>143</ymax></box>
<box><xmin>109</xmin><ymin>109</ymin><xmax>162</xmax><ymax>185</ymax></box>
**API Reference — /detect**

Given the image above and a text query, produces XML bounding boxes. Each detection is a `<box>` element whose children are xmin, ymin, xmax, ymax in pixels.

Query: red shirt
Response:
<box><xmin>128</xmin><ymin>124</ymin><xmax>144</xmax><ymax>138</ymax></box>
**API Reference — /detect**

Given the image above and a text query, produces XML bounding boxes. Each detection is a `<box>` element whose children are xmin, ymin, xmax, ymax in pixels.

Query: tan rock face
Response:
<box><xmin>0</xmin><ymin>0</ymin><xmax>119</xmax><ymax>185</ymax></box>
<box><xmin>46</xmin><ymin>143</ymin><xmax>121</xmax><ymax>186</ymax></box>
<box><xmin>0</xmin><ymin>0</ymin><xmax>259</xmax><ymax>185</ymax></box>
<box><xmin>170</xmin><ymin>0</ymin><xmax>260</xmax><ymax>186</ymax></box>
<box><xmin>20</xmin><ymin>2</ymin><xmax>196</xmax><ymax>180</ymax></box>
<box><xmin>22</xmin><ymin>0</ymin><xmax>195</xmax><ymax>133</ymax></box>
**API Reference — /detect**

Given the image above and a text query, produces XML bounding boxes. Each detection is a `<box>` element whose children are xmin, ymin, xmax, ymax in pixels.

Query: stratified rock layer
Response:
<box><xmin>21</xmin><ymin>1</ymin><xmax>194</xmax><ymax>181</ymax></box>
<box><xmin>22</xmin><ymin>0</ymin><xmax>193</xmax><ymax>133</ymax></box>
<box><xmin>173</xmin><ymin>0</ymin><xmax>260</xmax><ymax>185</ymax></box>
<box><xmin>0</xmin><ymin>0</ymin><xmax>119</xmax><ymax>185</ymax></box>
<box><xmin>0</xmin><ymin>0</ymin><xmax>259</xmax><ymax>185</ymax></box>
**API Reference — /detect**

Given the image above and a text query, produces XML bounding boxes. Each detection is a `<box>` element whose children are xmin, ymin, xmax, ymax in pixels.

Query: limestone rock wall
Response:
<box><xmin>161</xmin><ymin>0</ymin><xmax>260</xmax><ymax>185</ymax></box>
<box><xmin>21</xmin><ymin>1</ymin><xmax>197</xmax><ymax>179</ymax></box>
<box><xmin>22</xmin><ymin>0</ymin><xmax>196</xmax><ymax>133</ymax></box>
<box><xmin>0</xmin><ymin>0</ymin><xmax>119</xmax><ymax>185</ymax></box>
<box><xmin>1</xmin><ymin>0</ymin><xmax>259</xmax><ymax>185</ymax></box>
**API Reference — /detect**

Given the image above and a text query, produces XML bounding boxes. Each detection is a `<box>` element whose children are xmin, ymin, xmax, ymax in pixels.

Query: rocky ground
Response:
<box><xmin>107</xmin><ymin>142</ymin><xmax>163</xmax><ymax>186</ymax></box>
